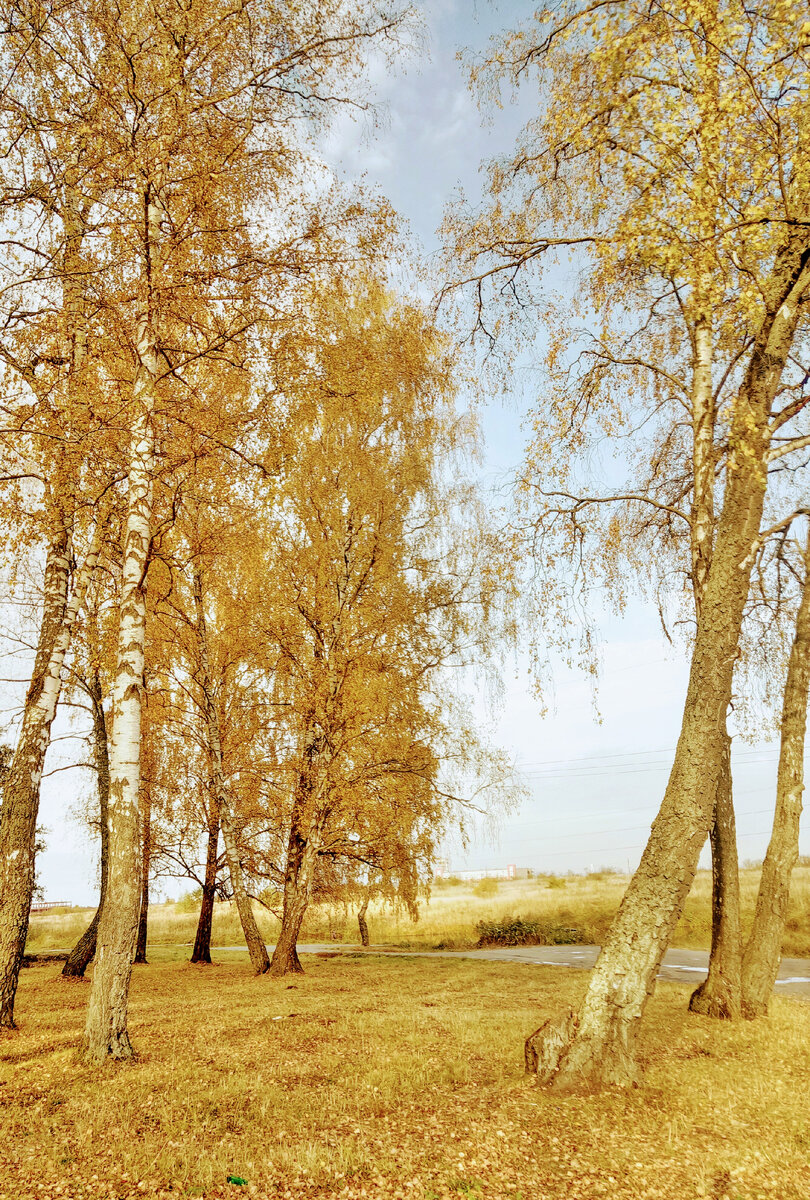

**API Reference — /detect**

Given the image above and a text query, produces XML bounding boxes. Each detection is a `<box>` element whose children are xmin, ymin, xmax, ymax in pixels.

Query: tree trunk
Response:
<box><xmin>219</xmin><ymin>801</ymin><xmax>269</xmax><ymax>972</ymax></box>
<box><xmin>134</xmin><ymin>795</ymin><xmax>151</xmax><ymax>964</ymax></box>
<box><xmin>190</xmin><ymin>806</ymin><xmax>221</xmax><ymax>964</ymax></box>
<box><xmin>688</xmin><ymin>729</ymin><xmax>742</xmax><ymax>1017</ymax></box>
<box><xmin>357</xmin><ymin>895</ymin><xmax>370</xmax><ymax>948</ymax></box>
<box><xmin>0</xmin><ymin>153</ymin><xmax>97</xmax><ymax>1023</ymax></box>
<box><xmin>270</xmin><ymin>830</ymin><xmax>320</xmax><ymax>977</ymax></box>
<box><xmin>193</xmin><ymin>563</ymin><xmax>269</xmax><ymax>974</ymax></box>
<box><xmin>688</xmin><ymin>254</ymin><xmax>744</xmax><ymax>1020</ymax></box>
<box><xmin>0</xmin><ymin>530</ymin><xmax>69</xmax><ymax>1027</ymax></box>
<box><xmin>526</xmin><ymin>247</ymin><xmax>808</xmax><ymax>1088</ymax></box>
<box><xmin>0</xmin><ymin>518</ymin><xmax>103</xmax><ymax>1028</ymax></box>
<box><xmin>63</xmin><ymin>671</ymin><xmax>110</xmax><ymax>979</ymax></box>
<box><xmin>269</xmin><ymin>721</ymin><xmax>327</xmax><ymax>978</ymax></box>
<box><xmin>741</xmin><ymin>531</ymin><xmax>810</xmax><ymax>1017</ymax></box>
<box><xmin>83</xmin><ymin>274</ymin><xmax>158</xmax><ymax>1060</ymax></box>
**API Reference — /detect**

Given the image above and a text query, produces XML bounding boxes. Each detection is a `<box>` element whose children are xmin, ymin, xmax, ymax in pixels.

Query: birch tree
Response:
<box><xmin>0</xmin><ymin>5</ymin><xmax>116</xmax><ymax>1028</ymax></box>
<box><xmin>446</xmin><ymin>0</ymin><xmax>810</xmax><ymax>1086</ymax></box>
<box><xmin>248</xmin><ymin>277</ymin><xmax>512</xmax><ymax>976</ymax></box>
<box><xmin>59</xmin><ymin>0</ymin><xmax>412</xmax><ymax>1060</ymax></box>
<box><xmin>739</xmin><ymin>526</ymin><xmax>810</xmax><ymax>1014</ymax></box>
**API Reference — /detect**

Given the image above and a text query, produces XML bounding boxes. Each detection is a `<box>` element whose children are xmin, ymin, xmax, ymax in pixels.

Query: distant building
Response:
<box><xmin>30</xmin><ymin>900</ymin><xmax>70</xmax><ymax>913</ymax></box>
<box><xmin>433</xmin><ymin>863</ymin><xmax>531</xmax><ymax>881</ymax></box>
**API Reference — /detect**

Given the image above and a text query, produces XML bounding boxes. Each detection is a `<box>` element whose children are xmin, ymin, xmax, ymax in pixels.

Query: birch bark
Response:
<box><xmin>526</xmin><ymin>243</ymin><xmax>810</xmax><ymax>1088</ymax></box>
<box><xmin>686</xmin><ymin>298</ymin><xmax>742</xmax><ymax>1018</ymax></box>
<box><xmin>269</xmin><ymin>730</ymin><xmax>328</xmax><ymax>977</ymax></box>
<box><xmin>134</xmin><ymin>793</ymin><xmax>151</xmax><ymax>965</ymax></box>
<box><xmin>83</xmin><ymin>189</ymin><xmax>163</xmax><ymax>1059</ymax></box>
<box><xmin>63</xmin><ymin>670</ymin><xmax>110</xmax><ymax>978</ymax></box>
<box><xmin>83</xmin><ymin>375</ymin><xmax>155</xmax><ymax>1059</ymax></box>
<box><xmin>0</xmin><ymin>166</ymin><xmax>100</xmax><ymax>1026</ymax></box>
<box><xmin>687</xmin><ymin>731</ymin><xmax>742</xmax><ymax>1017</ymax></box>
<box><xmin>190</xmin><ymin>803</ymin><xmax>221</xmax><ymax>964</ymax></box>
<box><xmin>741</xmin><ymin>530</ymin><xmax>810</xmax><ymax>1016</ymax></box>
<box><xmin>269</xmin><ymin>815</ymin><xmax>321</xmax><ymax>976</ymax></box>
<box><xmin>683</xmin><ymin>11</ymin><xmax>743</xmax><ymax>1017</ymax></box>
<box><xmin>0</xmin><ymin>518</ymin><xmax>105</xmax><ymax>1027</ymax></box>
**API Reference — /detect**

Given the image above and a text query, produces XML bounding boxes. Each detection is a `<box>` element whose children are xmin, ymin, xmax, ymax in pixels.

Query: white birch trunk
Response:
<box><xmin>83</xmin><ymin>303</ymin><xmax>159</xmax><ymax>1060</ymax></box>
<box><xmin>0</xmin><ymin>518</ymin><xmax>106</xmax><ymax>1028</ymax></box>
<box><xmin>741</xmin><ymin>529</ymin><xmax>810</xmax><ymax>1015</ymax></box>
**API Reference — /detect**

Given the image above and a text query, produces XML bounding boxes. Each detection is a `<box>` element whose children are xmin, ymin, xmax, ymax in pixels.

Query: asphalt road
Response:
<box><xmin>226</xmin><ymin>942</ymin><xmax>810</xmax><ymax>1000</ymax></box>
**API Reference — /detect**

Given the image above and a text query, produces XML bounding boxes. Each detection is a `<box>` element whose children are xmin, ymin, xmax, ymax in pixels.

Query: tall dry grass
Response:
<box><xmin>26</xmin><ymin>865</ymin><xmax>810</xmax><ymax>956</ymax></box>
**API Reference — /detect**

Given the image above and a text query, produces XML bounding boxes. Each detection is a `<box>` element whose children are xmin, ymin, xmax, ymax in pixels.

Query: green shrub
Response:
<box><xmin>175</xmin><ymin>888</ymin><xmax>202</xmax><ymax>914</ymax></box>
<box><xmin>472</xmin><ymin>877</ymin><xmax>499</xmax><ymax>897</ymax></box>
<box><xmin>475</xmin><ymin>916</ymin><xmax>541</xmax><ymax>946</ymax></box>
<box><xmin>474</xmin><ymin>914</ymin><xmax>584</xmax><ymax>947</ymax></box>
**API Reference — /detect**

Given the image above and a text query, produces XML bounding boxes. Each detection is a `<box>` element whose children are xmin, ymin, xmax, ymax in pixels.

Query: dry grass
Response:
<box><xmin>2</xmin><ymin>951</ymin><xmax>809</xmax><ymax>1200</ymax></box>
<box><xmin>25</xmin><ymin>866</ymin><xmax>810</xmax><ymax>958</ymax></box>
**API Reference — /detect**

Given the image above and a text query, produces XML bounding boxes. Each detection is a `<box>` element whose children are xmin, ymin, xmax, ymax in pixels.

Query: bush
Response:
<box><xmin>475</xmin><ymin>914</ymin><xmax>585</xmax><ymax>947</ymax></box>
<box><xmin>545</xmin><ymin>876</ymin><xmax>566</xmax><ymax>889</ymax></box>
<box><xmin>472</xmin><ymin>877</ymin><xmax>499</xmax><ymax>897</ymax></box>
<box><xmin>475</xmin><ymin>916</ymin><xmax>541</xmax><ymax>946</ymax></box>
<box><xmin>175</xmin><ymin>888</ymin><xmax>202</xmax><ymax>914</ymax></box>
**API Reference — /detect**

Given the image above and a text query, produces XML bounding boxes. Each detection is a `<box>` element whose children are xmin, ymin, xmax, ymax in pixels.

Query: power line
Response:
<box><xmin>504</xmin><ymin>806</ymin><xmax>779</xmax><ymax>844</ymax></box>
<box><xmin>516</xmin><ymin>745</ymin><xmax>781</xmax><ymax>772</ymax></box>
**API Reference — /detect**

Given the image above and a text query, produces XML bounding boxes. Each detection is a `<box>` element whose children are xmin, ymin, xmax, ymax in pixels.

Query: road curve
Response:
<box><xmin>220</xmin><ymin>942</ymin><xmax>810</xmax><ymax>1000</ymax></box>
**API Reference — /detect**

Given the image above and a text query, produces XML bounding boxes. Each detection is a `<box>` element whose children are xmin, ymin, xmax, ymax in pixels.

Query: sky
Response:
<box><xmin>16</xmin><ymin>0</ymin><xmax>807</xmax><ymax>903</ymax></box>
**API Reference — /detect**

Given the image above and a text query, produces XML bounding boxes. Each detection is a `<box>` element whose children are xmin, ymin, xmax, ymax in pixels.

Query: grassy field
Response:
<box><xmin>25</xmin><ymin>866</ymin><xmax>810</xmax><ymax>957</ymax></box>
<box><xmin>2</xmin><ymin>950</ymin><xmax>808</xmax><ymax>1200</ymax></box>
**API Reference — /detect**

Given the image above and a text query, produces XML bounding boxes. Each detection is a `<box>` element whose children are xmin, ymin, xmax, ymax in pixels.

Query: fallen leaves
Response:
<box><xmin>1</xmin><ymin>955</ymin><xmax>809</xmax><ymax>1200</ymax></box>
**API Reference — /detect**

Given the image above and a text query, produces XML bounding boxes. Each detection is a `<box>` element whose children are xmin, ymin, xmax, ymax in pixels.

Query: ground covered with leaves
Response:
<box><xmin>1</xmin><ymin>951</ymin><xmax>808</xmax><ymax>1200</ymax></box>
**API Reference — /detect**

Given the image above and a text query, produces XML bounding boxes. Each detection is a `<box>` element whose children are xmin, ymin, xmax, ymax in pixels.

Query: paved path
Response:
<box><xmin>218</xmin><ymin>943</ymin><xmax>810</xmax><ymax>1000</ymax></box>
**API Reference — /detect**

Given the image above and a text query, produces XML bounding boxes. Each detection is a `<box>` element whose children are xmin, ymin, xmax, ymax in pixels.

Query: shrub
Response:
<box><xmin>175</xmin><ymin>888</ymin><xmax>202</xmax><ymax>914</ymax></box>
<box><xmin>475</xmin><ymin>916</ymin><xmax>541</xmax><ymax>946</ymax></box>
<box><xmin>472</xmin><ymin>877</ymin><xmax>499</xmax><ymax>897</ymax></box>
<box><xmin>545</xmin><ymin>924</ymin><xmax>585</xmax><ymax>945</ymax></box>
<box><xmin>545</xmin><ymin>876</ymin><xmax>566</xmax><ymax>889</ymax></box>
<box><xmin>475</xmin><ymin>914</ymin><xmax>585</xmax><ymax>947</ymax></box>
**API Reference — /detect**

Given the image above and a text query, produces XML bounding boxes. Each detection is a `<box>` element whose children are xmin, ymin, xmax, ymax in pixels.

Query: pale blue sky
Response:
<box><xmin>22</xmin><ymin>0</ymin><xmax>806</xmax><ymax>903</ymax></box>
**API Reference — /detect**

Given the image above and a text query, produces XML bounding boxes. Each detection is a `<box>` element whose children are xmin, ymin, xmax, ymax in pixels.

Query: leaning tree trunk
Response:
<box><xmin>741</xmin><ymin>531</ymin><xmax>810</xmax><ymax>1017</ymax></box>
<box><xmin>63</xmin><ymin>670</ymin><xmax>110</xmax><ymax>978</ymax></box>
<box><xmin>191</xmin><ymin>802</ymin><xmax>221</xmax><ymax>964</ymax></box>
<box><xmin>357</xmin><ymin>894</ymin><xmax>370</xmax><ymax>948</ymax></box>
<box><xmin>688</xmin><ymin>729</ymin><xmax>742</xmax><ymax>1018</ymax></box>
<box><xmin>526</xmin><ymin>249</ymin><xmax>807</xmax><ymax>1088</ymax></box>
<box><xmin>0</xmin><ymin>520</ymin><xmax>103</xmax><ymax>1028</ymax></box>
<box><xmin>219</xmin><ymin>799</ymin><xmax>269</xmax><ymax>972</ymax></box>
<box><xmin>0</xmin><ymin>530</ymin><xmax>69</xmax><ymax>1027</ymax></box>
<box><xmin>134</xmin><ymin>793</ymin><xmax>151</xmax><ymax>965</ymax></box>
<box><xmin>193</xmin><ymin>563</ymin><xmax>269</xmax><ymax>974</ymax></box>
<box><xmin>84</xmin><ymin>290</ymin><xmax>158</xmax><ymax>1061</ymax></box>
<box><xmin>269</xmin><ymin>823</ymin><xmax>320</xmax><ymax>977</ymax></box>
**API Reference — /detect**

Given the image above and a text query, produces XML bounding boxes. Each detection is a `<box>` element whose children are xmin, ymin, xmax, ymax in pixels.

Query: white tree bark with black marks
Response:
<box><xmin>63</xmin><ymin>669</ymin><xmax>110</xmax><ymax>979</ymax></box>
<box><xmin>0</xmin><ymin>518</ymin><xmax>105</xmax><ymax>1028</ymax></box>
<box><xmin>84</xmin><ymin>188</ymin><xmax>163</xmax><ymax>1059</ymax></box>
